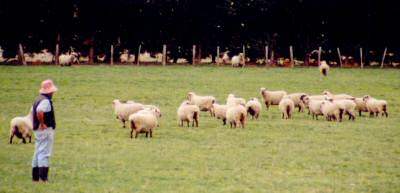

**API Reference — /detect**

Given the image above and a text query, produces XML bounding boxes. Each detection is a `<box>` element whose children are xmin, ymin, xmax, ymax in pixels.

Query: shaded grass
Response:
<box><xmin>0</xmin><ymin>65</ymin><xmax>399</xmax><ymax>192</ymax></box>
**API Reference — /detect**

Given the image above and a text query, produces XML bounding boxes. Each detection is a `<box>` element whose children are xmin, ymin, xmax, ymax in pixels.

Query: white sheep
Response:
<box><xmin>0</xmin><ymin>46</ymin><xmax>5</xmax><ymax>62</ymax></box>
<box><xmin>200</xmin><ymin>55</ymin><xmax>213</xmax><ymax>64</ymax></box>
<box><xmin>177</xmin><ymin>100</ymin><xmax>200</xmax><ymax>127</ymax></box>
<box><xmin>226</xmin><ymin>94</ymin><xmax>246</xmax><ymax>106</ymax></box>
<box><xmin>287</xmin><ymin>93</ymin><xmax>307</xmax><ymax>112</ymax></box>
<box><xmin>187</xmin><ymin>92</ymin><xmax>216</xmax><ymax>116</ymax></box>
<box><xmin>59</xmin><ymin>52</ymin><xmax>79</xmax><ymax>66</ymax></box>
<box><xmin>97</xmin><ymin>54</ymin><xmax>106</xmax><ymax>62</ymax></box>
<box><xmin>363</xmin><ymin>95</ymin><xmax>388</xmax><ymax>117</ymax></box>
<box><xmin>226</xmin><ymin>105</ymin><xmax>247</xmax><ymax>128</ymax></box>
<box><xmin>128</xmin><ymin>107</ymin><xmax>162</xmax><ymax>138</ymax></box>
<box><xmin>112</xmin><ymin>99</ymin><xmax>145</xmax><ymax>128</ymax></box>
<box><xmin>222</xmin><ymin>51</ymin><xmax>230</xmax><ymax>64</ymax></box>
<box><xmin>245</xmin><ymin>98</ymin><xmax>262</xmax><ymax>120</ymax></box>
<box><xmin>260</xmin><ymin>88</ymin><xmax>287</xmax><ymax>110</ymax></box>
<box><xmin>231</xmin><ymin>53</ymin><xmax>245</xmax><ymax>67</ymax></box>
<box><xmin>300</xmin><ymin>95</ymin><xmax>324</xmax><ymax>120</ymax></box>
<box><xmin>320</xmin><ymin>100</ymin><xmax>340</xmax><ymax>121</ymax></box>
<box><xmin>278</xmin><ymin>96</ymin><xmax>295</xmax><ymax>119</ymax></box>
<box><xmin>352</xmin><ymin>97</ymin><xmax>369</xmax><ymax>116</ymax></box>
<box><xmin>212</xmin><ymin>103</ymin><xmax>229</xmax><ymax>125</ymax></box>
<box><xmin>120</xmin><ymin>50</ymin><xmax>135</xmax><ymax>63</ymax></box>
<box><xmin>329</xmin><ymin>98</ymin><xmax>357</xmax><ymax>121</ymax></box>
<box><xmin>79</xmin><ymin>56</ymin><xmax>89</xmax><ymax>63</ymax></box>
<box><xmin>9</xmin><ymin>109</ymin><xmax>33</xmax><ymax>144</ymax></box>
<box><xmin>319</xmin><ymin>60</ymin><xmax>330</xmax><ymax>76</ymax></box>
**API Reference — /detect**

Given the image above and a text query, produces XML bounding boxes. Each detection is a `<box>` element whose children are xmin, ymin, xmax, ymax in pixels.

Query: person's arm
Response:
<box><xmin>37</xmin><ymin>111</ymin><xmax>48</xmax><ymax>130</ymax></box>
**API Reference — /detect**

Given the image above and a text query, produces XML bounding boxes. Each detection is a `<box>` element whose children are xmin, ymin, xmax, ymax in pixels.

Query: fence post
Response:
<box><xmin>318</xmin><ymin>46</ymin><xmax>322</xmax><ymax>65</ymax></box>
<box><xmin>126</xmin><ymin>50</ymin><xmax>130</xmax><ymax>64</ymax></box>
<box><xmin>380</xmin><ymin>47</ymin><xmax>387</xmax><ymax>68</ymax></box>
<box><xmin>89</xmin><ymin>46</ymin><xmax>94</xmax><ymax>64</ymax></box>
<box><xmin>337</xmin><ymin>48</ymin><xmax>342</xmax><ymax>68</ymax></box>
<box><xmin>289</xmin><ymin>45</ymin><xmax>294</xmax><ymax>68</ymax></box>
<box><xmin>110</xmin><ymin>45</ymin><xmax>114</xmax><ymax>65</ymax></box>
<box><xmin>192</xmin><ymin>45</ymin><xmax>196</xmax><ymax>65</ymax></box>
<box><xmin>265</xmin><ymin>46</ymin><xmax>269</xmax><ymax>67</ymax></box>
<box><xmin>242</xmin><ymin>45</ymin><xmax>246</xmax><ymax>66</ymax></box>
<box><xmin>137</xmin><ymin>45</ymin><xmax>141</xmax><ymax>66</ymax></box>
<box><xmin>216</xmin><ymin>46</ymin><xmax>220</xmax><ymax>65</ymax></box>
<box><xmin>271</xmin><ymin>50</ymin><xmax>274</xmax><ymax>66</ymax></box>
<box><xmin>360</xmin><ymin>47</ymin><xmax>363</xmax><ymax>69</ymax></box>
<box><xmin>162</xmin><ymin>44</ymin><xmax>166</xmax><ymax>66</ymax></box>
<box><xmin>19</xmin><ymin>43</ymin><xmax>26</xmax><ymax>65</ymax></box>
<box><xmin>55</xmin><ymin>44</ymin><xmax>59</xmax><ymax>65</ymax></box>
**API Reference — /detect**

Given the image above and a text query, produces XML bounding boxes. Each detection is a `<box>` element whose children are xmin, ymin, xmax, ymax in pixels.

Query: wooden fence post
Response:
<box><xmin>380</xmin><ymin>47</ymin><xmax>387</xmax><ymax>68</ymax></box>
<box><xmin>242</xmin><ymin>45</ymin><xmax>246</xmax><ymax>66</ymax></box>
<box><xmin>216</xmin><ymin>46</ymin><xmax>220</xmax><ymax>65</ymax></box>
<box><xmin>271</xmin><ymin>50</ymin><xmax>274</xmax><ymax>66</ymax></box>
<box><xmin>289</xmin><ymin>45</ymin><xmax>294</xmax><ymax>68</ymax></box>
<box><xmin>19</xmin><ymin>43</ymin><xmax>26</xmax><ymax>65</ymax></box>
<box><xmin>192</xmin><ymin>45</ymin><xmax>196</xmax><ymax>65</ymax></box>
<box><xmin>318</xmin><ymin>46</ymin><xmax>322</xmax><ymax>65</ymax></box>
<box><xmin>265</xmin><ymin>46</ymin><xmax>269</xmax><ymax>67</ymax></box>
<box><xmin>110</xmin><ymin>45</ymin><xmax>114</xmax><ymax>65</ymax></box>
<box><xmin>137</xmin><ymin>45</ymin><xmax>141</xmax><ymax>66</ymax></box>
<box><xmin>162</xmin><ymin>44</ymin><xmax>166</xmax><ymax>66</ymax></box>
<box><xmin>360</xmin><ymin>47</ymin><xmax>363</xmax><ymax>69</ymax></box>
<box><xmin>55</xmin><ymin>44</ymin><xmax>59</xmax><ymax>65</ymax></box>
<box><xmin>337</xmin><ymin>48</ymin><xmax>343</xmax><ymax>68</ymax></box>
<box><xmin>89</xmin><ymin>46</ymin><xmax>94</xmax><ymax>64</ymax></box>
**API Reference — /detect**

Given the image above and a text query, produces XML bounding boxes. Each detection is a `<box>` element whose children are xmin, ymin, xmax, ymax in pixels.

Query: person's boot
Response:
<box><xmin>39</xmin><ymin>167</ymin><xmax>49</xmax><ymax>182</ymax></box>
<box><xmin>32</xmin><ymin>167</ymin><xmax>40</xmax><ymax>182</ymax></box>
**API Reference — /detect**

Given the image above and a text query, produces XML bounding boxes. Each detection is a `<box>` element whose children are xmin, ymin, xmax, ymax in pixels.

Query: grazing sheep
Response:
<box><xmin>187</xmin><ymin>92</ymin><xmax>216</xmax><ymax>116</ymax></box>
<box><xmin>363</xmin><ymin>95</ymin><xmax>388</xmax><ymax>117</ymax></box>
<box><xmin>260</xmin><ymin>88</ymin><xmax>287</xmax><ymax>110</ymax></box>
<box><xmin>226</xmin><ymin>94</ymin><xmax>246</xmax><ymax>106</ymax></box>
<box><xmin>59</xmin><ymin>52</ymin><xmax>79</xmax><ymax>66</ymax></box>
<box><xmin>300</xmin><ymin>95</ymin><xmax>324</xmax><ymax>120</ymax></box>
<box><xmin>112</xmin><ymin>99</ymin><xmax>145</xmax><ymax>128</ymax></box>
<box><xmin>226</xmin><ymin>105</ymin><xmax>247</xmax><ymax>128</ymax></box>
<box><xmin>320</xmin><ymin>100</ymin><xmax>340</xmax><ymax>121</ymax></box>
<box><xmin>287</xmin><ymin>93</ymin><xmax>307</xmax><ymax>112</ymax></box>
<box><xmin>278</xmin><ymin>96</ymin><xmax>295</xmax><ymax>119</ymax></box>
<box><xmin>322</xmin><ymin>91</ymin><xmax>354</xmax><ymax>100</ymax></box>
<box><xmin>231</xmin><ymin>53</ymin><xmax>245</xmax><ymax>67</ymax></box>
<box><xmin>129</xmin><ymin>107</ymin><xmax>162</xmax><ymax>138</ymax></box>
<box><xmin>352</xmin><ymin>97</ymin><xmax>369</xmax><ymax>116</ymax></box>
<box><xmin>10</xmin><ymin>109</ymin><xmax>33</xmax><ymax>144</ymax></box>
<box><xmin>245</xmin><ymin>98</ymin><xmax>262</xmax><ymax>120</ymax></box>
<box><xmin>329</xmin><ymin>98</ymin><xmax>357</xmax><ymax>121</ymax></box>
<box><xmin>212</xmin><ymin>103</ymin><xmax>229</xmax><ymax>125</ymax></box>
<box><xmin>177</xmin><ymin>100</ymin><xmax>200</xmax><ymax>127</ymax></box>
<box><xmin>319</xmin><ymin>61</ymin><xmax>330</xmax><ymax>76</ymax></box>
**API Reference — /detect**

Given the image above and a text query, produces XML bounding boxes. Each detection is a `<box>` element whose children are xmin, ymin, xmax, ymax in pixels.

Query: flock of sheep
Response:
<box><xmin>109</xmin><ymin>88</ymin><xmax>389</xmax><ymax>139</ymax></box>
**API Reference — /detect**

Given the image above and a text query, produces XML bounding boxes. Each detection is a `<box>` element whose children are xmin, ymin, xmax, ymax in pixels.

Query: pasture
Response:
<box><xmin>0</xmin><ymin>65</ymin><xmax>399</xmax><ymax>192</ymax></box>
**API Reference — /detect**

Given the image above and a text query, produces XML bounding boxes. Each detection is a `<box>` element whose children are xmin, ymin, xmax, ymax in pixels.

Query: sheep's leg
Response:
<box><xmin>122</xmin><ymin>120</ymin><xmax>126</xmax><ymax>128</ymax></box>
<box><xmin>265</xmin><ymin>102</ymin><xmax>269</xmax><ymax>110</ymax></box>
<box><xmin>282</xmin><ymin>113</ymin><xmax>284</xmax><ymax>119</ymax></box>
<box><xmin>29</xmin><ymin>136</ymin><xmax>32</xmax><ymax>143</ymax></box>
<box><xmin>135</xmin><ymin>131</ymin><xmax>139</xmax><ymax>138</ymax></box>
<box><xmin>195</xmin><ymin>118</ymin><xmax>198</xmax><ymax>127</ymax></box>
<box><xmin>230</xmin><ymin>122</ymin><xmax>232</xmax><ymax>128</ymax></box>
<box><xmin>384</xmin><ymin>112</ymin><xmax>388</xmax><ymax>117</ymax></box>
<box><xmin>187</xmin><ymin>121</ymin><xmax>189</xmax><ymax>127</ymax></box>
<box><xmin>150</xmin><ymin>130</ymin><xmax>153</xmax><ymax>138</ymax></box>
<box><xmin>22</xmin><ymin>137</ymin><xmax>26</xmax><ymax>144</ymax></box>
<box><xmin>9</xmin><ymin>134</ymin><xmax>14</xmax><ymax>144</ymax></box>
<box><xmin>222</xmin><ymin>118</ymin><xmax>226</xmax><ymax>125</ymax></box>
<box><xmin>359</xmin><ymin>110</ymin><xmax>362</xmax><ymax>116</ymax></box>
<box><xmin>130</xmin><ymin>129</ymin><xmax>134</xmax><ymax>138</ymax></box>
<box><xmin>375</xmin><ymin>112</ymin><xmax>379</xmax><ymax>117</ymax></box>
<box><xmin>298</xmin><ymin>106</ymin><xmax>301</xmax><ymax>112</ymax></box>
<box><xmin>192</xmin><ymin>120</ymin><xmax>195</xmax><ymax>127</ymax></box>
<box><xmin>256</xmin><ymin>114</ymin><xmax>259</xmax><ymax>120</ymax></box>
<box><xmin>369</xmin><ymin>112</ymin><xmax>374</xmax><ymax>117</ymax></box>
<box><xmin>145</xmin><ymin>132</ymin><xmax>148</xmax><ymax>138</ymax></box>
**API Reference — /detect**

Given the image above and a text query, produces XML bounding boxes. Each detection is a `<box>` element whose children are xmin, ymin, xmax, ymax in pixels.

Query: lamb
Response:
<box><xmin>112</xmin><ymin>99</ymin><xmax>145</xmax><ymax>128</ymax></box>
<box><xmin>226</xmin><ymin>94</ymin><xmax>246</xmax><ymax>106</ymax></box>
<box><xmin>352</xmin><ymin>97</ymin><xmax>369</xmax><ymax>116</ymax></box>
<box><xmin>212</xmin><ymin>103</ymin><xmax>229</xmax><ymax>125</ymax></box>
<box><xmin>245</xmin><ymin>98</ymin><xmax>262</xmax><ymax>120</ymax></box>
<box><xmin>177</xmin><ymin>100</ymin><xmax>200</xmax><ymax>127</ymax></box>
<box><xmin>187</xmin><ymin>92</ymin><xmax>216</xmax><ymax>116</ymax></box>
<box><xmin>319</xmin><ymin>60</ymin><xmax>330</xmax><ymax>76</ymax></box>
<box><xmin>278</xmin><ymin>96</ymin><xmax>295</xmax><ymax>119</ymax></box>
<box><xmin>328</xmin><ymin>98</ymin><xmax>357</xmax><ymax>121</ymax></box>
<box><xmin>362</xmin><ymin>95</ymin><xmax>388</xmax><ymax>117</ymax></box>
<box><xmin>231</xmin><ymin>53</ymin><xmax>245</xmax><ymax>67</ymax></box>
<box><xmin>59</xmin><ymin>52</ymin><xmax>79</xmax><ymax>66</ymax></box>
<box><xmin>322</xmin><ymin>91</ymin><xmax>354</xmax><ymax>100</ymax></box>
<box><xmin>320</xmin><ymin>100</ymin><xmax>340</xmax><ymax>121</ymax></box>
<box><xmin>226</xmin><ymin>105</ymin><xmax>247</xmax><ymax>128</ymax></box>
<box><xmin>129</xmin><ymin>107</ymin><xmax>162</xmax><ymax>138</ymax></box>
<box><xmin>287</xmin><ymin>93</ymin><xmax>307</xmax><ymax>112</ymax></box>
<box><xmin>10</xmin><ymin>109</ymin><xmax>33</xmax><ymax>144</ymax></box>
<box><xmin>300</xmin><ymin>95</ymin><xmax>324</xmax><ymax>120</ymax></box>
<box><xmin>260</xmin><ymin>88</ymin><xmax>287</xmax><ymax>110</ymax></box>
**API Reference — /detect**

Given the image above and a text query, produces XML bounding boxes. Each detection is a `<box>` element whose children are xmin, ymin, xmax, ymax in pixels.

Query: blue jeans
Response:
<box><xmin>32</xmin><ymin>129</ymin><xmax>55</xmax><ymax>167</ymax></box>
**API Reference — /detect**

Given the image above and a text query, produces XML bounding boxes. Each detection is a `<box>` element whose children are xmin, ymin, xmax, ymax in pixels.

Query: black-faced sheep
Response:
<box><xmin>319</xmin><ymin>61</ymin><xmax>330</xmax><ymax>76</ymax></box>
<box><xmin>245</xmin><ymin>98</ymin><xmax>262</xmax><ymax>120</ymax></box>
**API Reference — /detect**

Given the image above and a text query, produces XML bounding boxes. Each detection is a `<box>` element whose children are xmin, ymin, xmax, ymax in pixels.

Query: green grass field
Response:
<box><xmin>0</xmin><ymin>65</ymin><xmax>399</xmax><ymax>192</ymax></box>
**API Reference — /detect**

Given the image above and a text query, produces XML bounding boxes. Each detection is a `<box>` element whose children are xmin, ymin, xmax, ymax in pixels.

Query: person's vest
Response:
<box><xmin>32</xmin><ymin>94</ymin><xmax>56</xmax><ymax>130</ymax></box>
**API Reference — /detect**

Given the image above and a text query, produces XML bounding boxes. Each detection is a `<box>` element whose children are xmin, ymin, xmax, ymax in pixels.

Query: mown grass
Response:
<box><xmin>0</xmin><ymin>65</ymin><xmax>399</xmax><ymax>193</ymax></box>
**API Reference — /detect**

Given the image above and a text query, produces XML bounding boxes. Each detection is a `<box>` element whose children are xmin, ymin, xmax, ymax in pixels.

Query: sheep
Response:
<box><xmin>287</xmin><ymin>93</ymin><xmax>307</xmax><ymax>112</ymax></box>
<box><xmin>320</xmin><ymin>100</ymin><xmax>340</xmax><ymax>121</ymax></box>
<box><xmin>10</xmin><ymin>109</ymin><xmax>33</xmax><ymax>144</ymax></box>
<box><xmin>363</xmin><ymin>95</ymin><xmax>388</xmax><ymax>117</ymax></box>
<box><xmin>0</xmin><ymin>46</ymin><xmax>5</xmax><ymax>62</ymax></box>
<box><xmin>231</xmin><ymin>53</ymin><xmax>245</xmax><ymax>67</ymax></box>
<box><xmin>260</xmin><ymin>88</ymin><xmax>287</xmax><ymax>110</ymax></box>
<box><xmin>200</xmin><ymin>55</ymin><xmax>213</xmax><ymax>64</ymax></box>
<box><xmin>36</xmin><ymin>49</ymin><xmax>54</xmax><ymax>63</ymax></box>
<box><xmin>245</xmin><ymin>98</ymin><xmax>262</xmax><ymax>120</ymax></box>
<box><xmin>328</xmin><ymin>98</ymin><xmax>357</xmax><ymax>121</ymax></box>
<box><xmin>112</xmin><ymin>99</ymin><xmax>145</xmax><ymax>128</ymax></box>
<box><xmin>226</xmin><ymin>94</ymin><xmax>246</xmax><ymax>106</ymax></box>
<box><xmin>212</xmin><ymin>103</ymin><xmax>229</xmax><ymax>125</ymax></box>
<box><xmin>322</xmin><ymin>91</ymin><xmax>354</xmax><ymax>100</ymax></box>
<box><xmin>187</xmin><ymin>92</ymin><xmax>216</xmax><ymax>116</ymax></box>
<box><xmin>129</xmin><ymin>107</ymin><xmax>162</xmax><ymax>138</ymax></box>
<box><xmin>177</xmin><ymin>100</ymin><xmax>200</xmax><ymax>127</ymax></box>
<box><xmin>79</xmin><ymin>56</ymin><xmax>89</xmax><ymax>63</ymax></box>
<box><xmin>120</xmin><ymin>50</ymin><xmax>135</xmax><ymax>63</ymax></box>
<box><xmin>139</xmin><ymin>52</ymin><xmax>158</xmax><ymax>62</ymax></box>
<box><xmin>226</xmin><ymin>105</ymin><xmax>247</xmax><ymax>128</ymax></box>
<box><xmin>352</xmin><ymin>97</ymin><xmax>369</xmax><ymax>116</ymax></box>
<box><xmin>59</xmin><ymin>52</ymin><xmax>79</xmax><ymax>66</ymax></box>
<box><xmin>300</xmin><ymin>95</ymin><xmax>324</xmax><ymax>120</ymax></box>
<box><xmin>319</xmin><ymin>60</ymin><xmax>330</xmax><ymax>76</ymax></box>
<box><xmin>278</xmin><ymin>96</ymin><xmax>295</xmax><ymax>119</ymax></box>
<box><xmin>222</xmin><ymin>51</ymin><xmax>230</xmax><ymax>64</ymax></box>
<box><xmin>97</xmin><ymin>54</ymin><xmax>106</xmax><ymax>62</ymax></box>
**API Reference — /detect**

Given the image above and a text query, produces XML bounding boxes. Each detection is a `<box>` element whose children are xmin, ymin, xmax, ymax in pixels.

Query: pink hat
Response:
<box><xmin>39</xmin><ymin>79</ymin><xmax>58</xmax><ymax>94</ymax></box>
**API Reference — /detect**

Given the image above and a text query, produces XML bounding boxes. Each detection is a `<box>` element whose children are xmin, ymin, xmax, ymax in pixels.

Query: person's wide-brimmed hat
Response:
<box><xmin>39</xmin><ymin>79</ymin><xmax>58</xmax><ymax>94</ymax></box>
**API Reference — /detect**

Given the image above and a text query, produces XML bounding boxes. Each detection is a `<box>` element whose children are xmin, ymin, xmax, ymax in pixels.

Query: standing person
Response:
<box><xmin>31</xmin><ymin>79</ymin><xmax>57</xmax><ymax>182</ymax></box>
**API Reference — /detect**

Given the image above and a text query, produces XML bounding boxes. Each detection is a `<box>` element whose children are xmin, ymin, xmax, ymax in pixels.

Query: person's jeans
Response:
<box><xmin>32</xmin><ymin>128</ymin><xmax>55</xmax><ymax>167</ymax></box>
